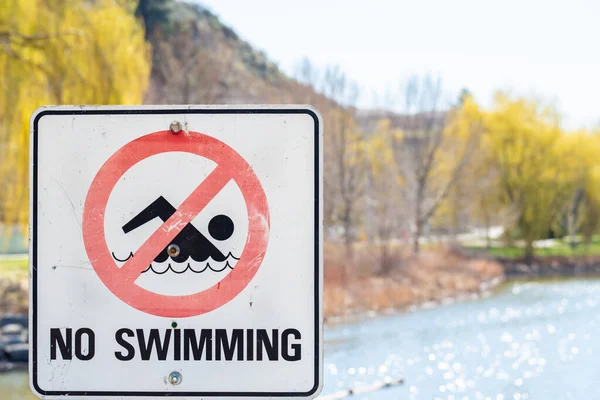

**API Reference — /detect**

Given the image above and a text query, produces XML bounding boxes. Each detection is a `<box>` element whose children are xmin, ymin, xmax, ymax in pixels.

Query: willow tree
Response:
<box><xmin>0</xmin><ymin>0</ymin><xmax>151</xmax><ymax>232</ymax></box>
<box><xmin>483</xmin><ymin>94</ymin><xmax>575</xmax><ymax>262</ymax></box>
<box><xmin>554</xmin><ymin>131</ymin><xmax>600</xmax><ymax>249</ymax></box>
<box><xmin>579</xmin><ymin>141</ymin><xmax>600</xmax><ymax>247</ymax></box>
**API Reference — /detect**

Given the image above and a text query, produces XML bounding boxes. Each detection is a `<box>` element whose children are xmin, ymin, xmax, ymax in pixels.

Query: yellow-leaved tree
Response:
<box><xmin>0</xmin><ymin>0</ymin><xmax>151</xmax><ymax>237</ymax></box>
<box><xmin>482</xmin><ymin>93</ymin><xmax>575</xmax><ymax>261</ymax></box>
<box><xmin>365</xmin><ymin>119</ymin><xmax>402</xmax><ymax>274</ymax></box>
<box><xmin>557</xmin><ymin>131</ymin><xmax>600</xmax><ymax>249</ymax></box>
<box><xmin>432</xmin><ymin>95</ymin><xmax>485</xmax><ymax>239</ymax></box>
<box><xmin>579</xmin><ymin>140</ymin><xmax>600</xmax><ymax>247</ymax></box>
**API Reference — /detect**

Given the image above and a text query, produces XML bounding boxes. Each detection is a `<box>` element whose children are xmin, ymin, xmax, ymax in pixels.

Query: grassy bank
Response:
<box><xmin>465</xmin><ymin>236</ymin><xmax>600</xmax><ymax>259</ymax></box>
<box><xmin>323</xmin><ymin>244</ymin><xmax>504</xmax><ymax>320</ymax></box>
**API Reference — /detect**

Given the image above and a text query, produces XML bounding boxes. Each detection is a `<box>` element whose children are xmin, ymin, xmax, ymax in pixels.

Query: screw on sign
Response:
<box><xmin>82</xmin><ymin>128</ymin><xmax>270</xmax><ymax>318</ymax></box>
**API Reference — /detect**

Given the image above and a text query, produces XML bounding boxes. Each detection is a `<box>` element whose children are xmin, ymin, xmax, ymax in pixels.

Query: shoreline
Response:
<box><xmin>324</xmin><ymin>276</ymin><xmax>505</xmax><ymax>326</ymax></box>
<box><xmin>324</xmin><ymin>254</ymin><xmax>600</xmax><ymax>326</ymax></box>
<box><xmin>499</xmin><ymin>256</ymin><xmax>600</xmax><ymax>278</ymax></box>
<box><xmin>323</xmin><ymin>249</ymin><xmax>506</xmax><ymax>322</ymax></box>
<box><xmin>324</xmin><ymin>270</ymin><xmax>600</xmax><ymax>326</ymax></box>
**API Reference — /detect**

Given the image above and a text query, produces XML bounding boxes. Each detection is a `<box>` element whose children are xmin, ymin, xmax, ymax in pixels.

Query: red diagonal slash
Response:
<box><xmin>119</xmin><ymin>164</ymin><xmax>231</xmax><ymax>284</ymax></box>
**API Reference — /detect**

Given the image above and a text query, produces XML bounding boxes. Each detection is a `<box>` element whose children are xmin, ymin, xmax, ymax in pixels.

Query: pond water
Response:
<box><xmin>4</xmin><ymin>279</ymin><xmax>600</xmax><ymax>399</ymax></box>
<box><xmin>323</xmin><ymin>279</ymin><xmax>600</xmax><ymax>400</ymax></box>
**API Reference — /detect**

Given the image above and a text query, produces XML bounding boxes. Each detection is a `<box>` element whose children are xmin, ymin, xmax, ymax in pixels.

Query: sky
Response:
<box><xmin>198</xmin><ymin>0</ymin><xmax>599</xmax><ymax>129</ymax></box>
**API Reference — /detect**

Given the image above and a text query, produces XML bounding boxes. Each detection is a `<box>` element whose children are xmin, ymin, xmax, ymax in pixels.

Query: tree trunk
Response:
<box><xmin>413</xmin><ymin>219</ymin><xmax>422</xmax><ymax>254</ymax></box>
<box><xmin>451</xmin><ymin>194</ymin><xmax>459</xmax><ymax>244</ymax></box>
<box><xmin>413</xmin><ymin>186</ymin><xmax>424</xmax><ymax>254</ymax></box>
<box><xmin>182</xmin><ymin>67</ymin><xmax>190</xmax><ymax>103</ymax></box>
<box><xmin>484</xmin><ymin>208</ymin><xmax>492</xmax><ymax>249</ymax></box>
<box><xmin>379</xmin><ymin>243</ymin><xmax>389</xmax><ymax>275</ymax></box>
<box><xmin>567</xmin><ymin>201</ymin><xmax>578</xmax><ymax>249</ymax></box>
<box><xmin>343</xmin><ymin>214</ymin><xmax>353</xmax><ymax>260</ymax></box>
<box><xmin>524</xmin><ymin>239</ymin><xmax>534</xmax><ymax>266</ymax></box>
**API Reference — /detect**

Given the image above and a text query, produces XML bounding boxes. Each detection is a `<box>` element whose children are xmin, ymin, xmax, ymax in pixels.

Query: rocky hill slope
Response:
<box><xmin>136</xmin><ymin>0</ymin><xmax>330</xmax><ymax>106</ymax></box>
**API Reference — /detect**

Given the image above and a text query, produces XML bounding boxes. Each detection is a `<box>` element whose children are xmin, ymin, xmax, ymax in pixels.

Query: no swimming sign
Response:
<box><xmin>29</xmin><ymin>106</ymin><xmax>323</xmax><ymax>398</ymax></box>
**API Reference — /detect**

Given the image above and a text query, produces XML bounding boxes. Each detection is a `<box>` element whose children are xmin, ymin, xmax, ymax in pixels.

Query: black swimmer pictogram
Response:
<box><xmin>111</xmin><ymin>196</ymin><xmax>238</xmax><ymax>273</ymax></box>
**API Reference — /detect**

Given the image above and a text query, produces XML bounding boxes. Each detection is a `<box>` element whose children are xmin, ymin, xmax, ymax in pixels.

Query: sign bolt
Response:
<box><xmin>167</xmin><ymin>244</ymin><xmax>180</xmax><ymax>257</ymax></box>
<box><xmin>169</xmin><ymin>121</ymin><xmax>183</xmax><ymax>134</ymax></box>
<box><xmin>168</xmin><ymin>371</ymin><xmax>182</xmax><ymax>385</ymax></box>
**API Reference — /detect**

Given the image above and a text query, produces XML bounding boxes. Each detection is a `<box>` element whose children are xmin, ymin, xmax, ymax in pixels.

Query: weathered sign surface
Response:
<box><xmin>30</xmin><ymin>106</ymin><xmax>323</xmax><ymax>398</ymax></box>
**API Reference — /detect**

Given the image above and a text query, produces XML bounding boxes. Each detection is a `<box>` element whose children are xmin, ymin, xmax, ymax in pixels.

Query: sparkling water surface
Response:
<box><xmin>323</xmin><ymin>279</ymin><xmax>600</xmax><ymax>400</ymax></box>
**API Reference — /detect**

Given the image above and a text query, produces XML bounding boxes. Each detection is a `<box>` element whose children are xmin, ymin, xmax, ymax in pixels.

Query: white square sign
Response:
<box><xmin>29</xmin><ymin>106</ymin><xmax>323</xmax><ymax>398</ymax></box>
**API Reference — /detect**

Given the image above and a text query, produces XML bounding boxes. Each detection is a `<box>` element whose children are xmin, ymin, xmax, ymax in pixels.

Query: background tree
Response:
<box><xmin>482</xmin><ymin>94</ymin><xmax>575</xmax><ymax>262</ymax></box>
<box><xmin>135</xmin><ymin>0</ymin><xmax>174</xmax><ymax>39</ymax></box>
<box><xmin>321</xmin><ymin>66</ymin><xmax>366</xmax><ymax>257</ymax></box>
<box><xmin>391</xmin><ymin>75</ymin><xmax>482</xmax><ymax>253</ymax></box>
<box><xmin>366</xmin><ymin>119</ymin><xmax>404</xmax><ymax>273</ymax></box>
<box><xmin>556</xmin><ymin>132</ymin><xmax>598</xmax><ymax>248</ymax></box>
<box><xmin>579</xmin><ymin>157</ymin><xmax>600</xmax><ymax>248</ymax></box>
<box><xmin>0</xmin><ymin>0</ymin><xmax>150</xmax><ymax>230</ymax></box>
<box><xmin>147</xmin><ymin>19</ymin><xmax>234</xmax><ymax>104</ymax></box>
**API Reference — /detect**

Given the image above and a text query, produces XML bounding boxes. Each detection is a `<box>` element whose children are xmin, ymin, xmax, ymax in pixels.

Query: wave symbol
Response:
<box><xmin>111</xmin><ymin>251</ymin><xmax>239</xmax><ymax>275</ymax></box>
<box><xmin>142</xmin><ymin>261</ymin><xmax>235</xmax><ymax>274</ymax></box>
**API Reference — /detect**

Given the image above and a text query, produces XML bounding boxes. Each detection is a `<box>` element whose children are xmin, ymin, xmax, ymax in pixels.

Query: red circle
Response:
<box><xmin>82</xmin><ymin>130</ymin><xmax>270</xmax><ymax>318</ymax></box>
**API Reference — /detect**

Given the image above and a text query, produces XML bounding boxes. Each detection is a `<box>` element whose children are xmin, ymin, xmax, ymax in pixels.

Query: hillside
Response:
<box><xmin>137</xmin><ymin>0</ymin><xmax>330</xmax><ymax>106</ymax></box>
<box><xmin>136</xmin><ymin>1</ymin><xmax>427</xmax><ymax>132</ymax></box>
